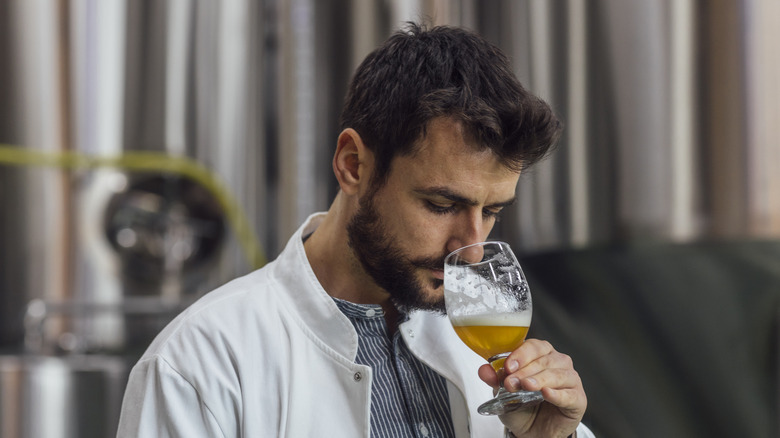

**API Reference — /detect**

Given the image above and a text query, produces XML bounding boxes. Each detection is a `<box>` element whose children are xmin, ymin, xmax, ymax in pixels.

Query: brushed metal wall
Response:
<box><xmin>0</xmin><ymin>0</ymin><xmax>268</xmax><ymax>352</ymax></box>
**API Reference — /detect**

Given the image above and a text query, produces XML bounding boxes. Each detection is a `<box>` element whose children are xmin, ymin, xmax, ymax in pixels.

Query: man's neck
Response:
<box><xmin>303</xmin><ymin>196</ymin><xmax>399</xmax><ymax>331</ymax></box>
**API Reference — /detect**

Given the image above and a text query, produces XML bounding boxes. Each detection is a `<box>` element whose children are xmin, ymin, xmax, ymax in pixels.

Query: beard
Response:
<box><xmin>346</xmin><ymin>192</ymin><xmax>447</xmax><ymax>314</ymax></box>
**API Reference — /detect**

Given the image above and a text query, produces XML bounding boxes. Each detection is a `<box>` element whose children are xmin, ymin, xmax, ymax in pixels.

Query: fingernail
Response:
<box><xmin>507</xmin><ymin>377</ymin><xmax>520</xmax><ymax>391</ymax></box>
<box><xmin>505</xmin><ymin>360</ymin><xmax>519</xmax><ymax>373</ymax></box>
<box><xmin>525</xmin><ymin>377</ymin><xmax>538</xmax><ymax>389</ymax></box>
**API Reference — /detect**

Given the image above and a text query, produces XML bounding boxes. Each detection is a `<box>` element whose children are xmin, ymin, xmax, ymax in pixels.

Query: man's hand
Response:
<box><xmin>477</xmin><ymin>339</ymin><xmax>587</xmax><ymax>438</ymax></box>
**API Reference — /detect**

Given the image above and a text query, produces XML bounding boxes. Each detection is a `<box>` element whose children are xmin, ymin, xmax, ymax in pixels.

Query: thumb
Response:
<box><xmin>478</xmin><ymin>363</ymin><xmax>500</xmax><ymax>388</ymax></box>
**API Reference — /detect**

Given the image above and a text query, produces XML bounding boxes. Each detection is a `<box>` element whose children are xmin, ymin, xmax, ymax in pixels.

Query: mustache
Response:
<box><xmin>410</xmin><ymin>254</ymin><xmax>447</xmax><ymax>271</ymax></box>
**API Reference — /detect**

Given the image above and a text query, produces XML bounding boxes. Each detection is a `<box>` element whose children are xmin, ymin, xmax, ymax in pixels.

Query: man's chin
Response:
<box><xmin>425</xmin><ymin>298</ymin><xmax>447</xmax><ymax>314</ymax></box>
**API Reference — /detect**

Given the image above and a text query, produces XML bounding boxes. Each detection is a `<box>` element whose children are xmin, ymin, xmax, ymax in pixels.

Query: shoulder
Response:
<box><xmin>126</xmin><ymin>264</ymin><xmax>291</xmax><ymax>408</ymax></box>
<box><xmin>140</xmin><ymin>264</ymin><xmax>286</xmax><ymax>364</ymax></box>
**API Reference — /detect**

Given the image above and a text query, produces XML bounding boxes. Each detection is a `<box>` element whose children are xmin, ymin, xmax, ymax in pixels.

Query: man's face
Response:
<box><xmin>347</xmin><ymin>118</ymin><xmax>521</xmax><ymax>313</ymax></box>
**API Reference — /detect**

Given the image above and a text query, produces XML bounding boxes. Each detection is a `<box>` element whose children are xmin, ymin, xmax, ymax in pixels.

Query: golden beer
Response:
<box><xmin>451</xmin><ymin>313</ymin><xmax>531</xmax><ymax>371</ymax></box>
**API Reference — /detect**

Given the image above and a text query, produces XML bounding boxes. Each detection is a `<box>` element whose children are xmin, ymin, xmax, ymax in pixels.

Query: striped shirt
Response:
<box><xmin>334</xmin><ymin>298</ymin><xmax>456</xmax><ymax>438</ymax></box>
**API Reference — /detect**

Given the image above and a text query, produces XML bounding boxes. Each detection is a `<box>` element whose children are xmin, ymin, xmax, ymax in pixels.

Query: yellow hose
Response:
<box><xmin>0</xmin><ymin>143</ymin><xmax>266</xmax><ymax>269</ymax></box>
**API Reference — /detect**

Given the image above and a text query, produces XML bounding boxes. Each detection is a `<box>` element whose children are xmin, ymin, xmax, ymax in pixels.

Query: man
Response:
<box><xmin>117</xmin><ymin>23</ymin><xmax>594</xmax><ymax>437</ymax></box>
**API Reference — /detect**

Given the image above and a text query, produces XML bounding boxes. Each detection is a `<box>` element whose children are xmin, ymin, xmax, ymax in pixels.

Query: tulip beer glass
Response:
<box><xmin>444</xmin><ymin>241</ymin><xmax>543</xmax><ymax>415</ymax></box>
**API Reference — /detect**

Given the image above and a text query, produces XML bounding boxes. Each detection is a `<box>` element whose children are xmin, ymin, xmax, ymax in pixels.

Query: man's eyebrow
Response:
<box><xmin>415</xmin><ymin>187</ymin><xmax>517</xmax><ymax>208</ymax></box>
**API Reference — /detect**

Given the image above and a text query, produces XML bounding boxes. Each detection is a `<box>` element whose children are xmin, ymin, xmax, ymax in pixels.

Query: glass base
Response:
<box><xmin>477</xmin><ymin>389</ymin><xmax>544</xmax><ymax>416</ymax></box>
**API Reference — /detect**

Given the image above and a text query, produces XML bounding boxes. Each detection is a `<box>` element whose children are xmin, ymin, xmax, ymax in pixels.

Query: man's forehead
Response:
<box><xmin>409</xmin><ymin>117</ymin><xmax>473</xmax><ymax>154</ymax></box>
<box><xmin>407</xmin><ymin>118</ymin><xmax>521</xmax><ymax>170</ymax></box>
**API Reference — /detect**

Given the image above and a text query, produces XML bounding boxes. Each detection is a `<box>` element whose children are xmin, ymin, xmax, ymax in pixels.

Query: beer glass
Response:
<box><xmin>444</xmin><ymin>241</ymin><xmax>543</xmax><ymax>415</ymax></box>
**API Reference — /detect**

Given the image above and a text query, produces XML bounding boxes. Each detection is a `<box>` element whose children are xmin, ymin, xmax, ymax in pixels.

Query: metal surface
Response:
<box><xmin>0</xmin><ymin>355</ymin><xmax>129</xmax><ymax>438</ymax></box>
<box><xmin>0</xmin><ymin>0</ymin><xmax>267</xmax><ymax>351</ymax></box>
<box><xmin>499</xmin><ymin>0</ymin><xmax>780</xmax><ymax>252</ymax></box>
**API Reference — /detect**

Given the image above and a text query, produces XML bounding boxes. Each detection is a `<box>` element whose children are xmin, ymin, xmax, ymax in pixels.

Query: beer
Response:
<box><xmin>451</xmin><ymin>313</ymin><xmax>531</xmax><ymax>370</ymax></box>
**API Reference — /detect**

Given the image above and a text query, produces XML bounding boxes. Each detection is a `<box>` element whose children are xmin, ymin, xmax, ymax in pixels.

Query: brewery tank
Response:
<box><xmin>0</xmin><ymin>0</ymin><xmax>270</xmax><ymax>354</ymax></box>
<box><xmin>0</xmin><ymin>1</ymin><xmax>268</xmax><ymax>436</ymax></box>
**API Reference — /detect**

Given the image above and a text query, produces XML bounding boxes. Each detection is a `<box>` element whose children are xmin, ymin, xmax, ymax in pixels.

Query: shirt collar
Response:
<box><xmin>273</xmin><ymin>213</ymin><xmax>360</xmax><ymax>360</ymax></box>
<box><xmin>332</xmin><ymin>297</ymin><xmax>412</xmax><ymax>332</ymax></box>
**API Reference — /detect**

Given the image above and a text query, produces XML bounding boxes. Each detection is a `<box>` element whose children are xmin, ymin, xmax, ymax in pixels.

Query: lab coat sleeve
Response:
<box><xmin>576</xmin><ymin>422</ymin><xmax>596</xmax><ymax>437</ymax></box>
<box><xmin>116</xmin><ymin>355</ymin><xmax>226</xmax><ymax>438</ymax></box>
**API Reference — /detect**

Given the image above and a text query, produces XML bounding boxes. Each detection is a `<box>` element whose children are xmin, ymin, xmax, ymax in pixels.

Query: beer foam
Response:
<box><xmin>451</xmin><ymin>312</ymin><xmax>531</xmax><ymax>327</ymax></box>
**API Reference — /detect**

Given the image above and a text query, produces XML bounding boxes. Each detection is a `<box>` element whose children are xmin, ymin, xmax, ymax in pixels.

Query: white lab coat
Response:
<box><xmin>116</xmin><ymin>213</ymin><xmax>594</xmax><ymax>438</ymax></box>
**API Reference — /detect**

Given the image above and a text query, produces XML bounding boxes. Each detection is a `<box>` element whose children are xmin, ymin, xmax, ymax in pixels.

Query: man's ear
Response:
<box><xmin>333</xmin><ymin>128</ymin><xmax>372</xmax><ymax>195</ymax></box>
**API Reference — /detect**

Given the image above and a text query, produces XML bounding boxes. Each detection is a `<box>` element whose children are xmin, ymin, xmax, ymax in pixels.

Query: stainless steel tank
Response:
<box><xmin>0</xmin><ymin>0</ymin><xmax>268</xmax><ymax>353</ymax></box>
<box><xmin>1</xmin><ymin>2</ymin><xmax>269</xmax><ymax>435</ymax></box>
<box><xmin>0</xmin><ymin>355</ymin><xmax>128</xmax><ymax>438</ymax></box>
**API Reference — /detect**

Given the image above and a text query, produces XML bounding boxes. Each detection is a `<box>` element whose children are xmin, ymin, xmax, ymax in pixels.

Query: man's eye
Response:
<box><xmin>427</xmin><ymin>202</ymin><xmax>457</xmax><ymax>214</ymax></box>
<box><xmin>483</xmin><ymin>209</ymin><xmax>502</xmax><ymax>221</ymax></box>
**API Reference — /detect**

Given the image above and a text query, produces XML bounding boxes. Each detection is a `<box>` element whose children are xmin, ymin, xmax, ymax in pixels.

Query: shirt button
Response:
<box><xmin>419</xmin><ymin>424</ymin><xmax>430</xmax><ymax>437</ymax></box>
<box><xmin>365</xmin><ymin>308</ymin><xmax>376</xmax><ymax>317</ymax></box>
<box><xmin>353</xmin><ymin>372</ymin><xmax>362</xmax><ymax>382</ymax></box>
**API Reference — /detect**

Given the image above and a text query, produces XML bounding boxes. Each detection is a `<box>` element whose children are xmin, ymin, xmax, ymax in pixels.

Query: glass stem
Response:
<box><xmin>488</xmin><ymin>352</ymin><xmax>512</xmax><ymax>394</ymax></box>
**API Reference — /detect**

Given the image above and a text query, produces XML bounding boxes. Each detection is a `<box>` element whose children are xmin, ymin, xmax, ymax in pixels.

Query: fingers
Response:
<box><xmin>539</xmin><ymin>383</ymin><xmax>583</xmax><ymax>411</ymax></box>
<box><xmin>503</xmin><ymin>339</ymin><xmax>567</xmax><ymax>388</ymax></box>
<box><xmin>501</xmin><ymin>339</ymin><xmax>586</xmax><ymax>416</ymax></box>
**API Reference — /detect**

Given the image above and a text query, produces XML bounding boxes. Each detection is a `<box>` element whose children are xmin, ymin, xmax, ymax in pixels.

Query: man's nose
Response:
<box><xmin>454</xmin><ymin>243</ymin><xmax>485</xmax><ymax>264</ymax></box>
<box><xmin>446</xmin><ymin>211</ymin><xmax>487</xmax><ymax>261</ymax></box>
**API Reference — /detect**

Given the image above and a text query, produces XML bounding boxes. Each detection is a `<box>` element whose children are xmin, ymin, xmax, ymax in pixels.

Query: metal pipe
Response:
<box><xmin>23</xmin><ymin>297</ymin><xmax>187</xmax><ymax>354</ymax></box>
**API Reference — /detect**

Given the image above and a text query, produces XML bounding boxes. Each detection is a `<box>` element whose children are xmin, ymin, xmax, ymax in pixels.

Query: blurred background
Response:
<box><xmin>0</xmin><ymin>0</ymin><xmax>778</xmax><ymax>437</ymax></box>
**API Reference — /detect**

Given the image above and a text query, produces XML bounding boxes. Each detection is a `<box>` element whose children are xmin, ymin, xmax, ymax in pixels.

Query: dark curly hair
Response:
<box><xmin>339</xmin><ymin>22</ymin><xmax>562</xmax><ymax>187</ymax></box>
